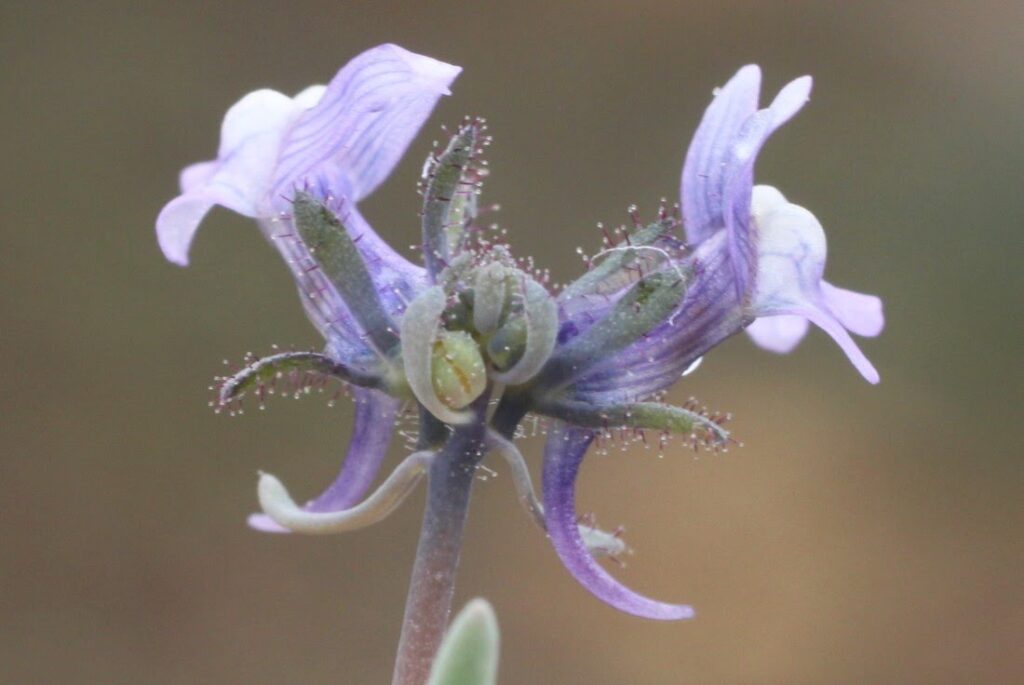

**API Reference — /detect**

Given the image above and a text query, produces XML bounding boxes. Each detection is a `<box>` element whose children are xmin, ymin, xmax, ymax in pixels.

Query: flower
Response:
<box><xmin>158</xmin><ymin>44</ymin><xmax>460</xmax><ymax>529</ymax></box>
<box><xmin>158</xmin><ymin>49</ymin><xmax>882</xmax><ymax>624</ymax></box>
<box><xmin>682</xmin><ymin>65</ymin><xmax>884</xmax><ymax>380</ymax></box>
<box><xmin>530</xmin><ymin>65</ymin><xmax>883</xmax><ymax>620</ymax></box>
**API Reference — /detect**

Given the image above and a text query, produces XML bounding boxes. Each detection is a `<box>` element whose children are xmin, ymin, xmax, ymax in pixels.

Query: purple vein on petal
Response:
<box><xmin>272</xmin><ymin>44</ymin><xmax>461</xmax><ymax>205</ymax></box>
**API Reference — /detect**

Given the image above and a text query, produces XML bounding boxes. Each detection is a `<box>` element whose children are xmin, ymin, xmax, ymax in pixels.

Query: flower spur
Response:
<box><xmin>157</xmin><ymin>45</ymin><xmax>883</xmax><ymax>684</ymax></box>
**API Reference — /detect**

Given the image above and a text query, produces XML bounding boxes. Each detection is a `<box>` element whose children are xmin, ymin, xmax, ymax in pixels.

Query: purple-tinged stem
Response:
<box><xmin>391</xmin><ymin>417</ymin><xmax>486</xmax><ymax>685</ymax></box>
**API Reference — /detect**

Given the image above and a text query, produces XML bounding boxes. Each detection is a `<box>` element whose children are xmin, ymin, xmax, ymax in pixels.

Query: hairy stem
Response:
<box><xmin>391</xmin><ymin>414</ymin><xmax>487</xmax><ymax>685</ymax></box>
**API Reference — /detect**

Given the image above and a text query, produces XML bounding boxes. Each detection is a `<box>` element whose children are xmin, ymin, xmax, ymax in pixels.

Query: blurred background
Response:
<box><xmin>2</xmin><ymin>1</ymin><xmax>1021</xmax><ymax>683</ymax></box>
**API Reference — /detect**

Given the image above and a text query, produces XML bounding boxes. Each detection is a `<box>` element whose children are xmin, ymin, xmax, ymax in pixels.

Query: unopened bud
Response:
<box><xmin>473</xmin><ymin>262</ymin><xmax>508</xmax><ymax>334</ymax></box>
<box><xmin>431</xmin><ymin>330</ymin><xmax>487</xmax><ymax>409</ymax></box>
<box><xmin>487</xmin><ymin>277</ymin><xmax>559</xmax><ymax>385</ymax></box>
<box><xmin>486</xmin><ymin>316</ymin><xmax>527</xmax><ymax>371</ymax></box>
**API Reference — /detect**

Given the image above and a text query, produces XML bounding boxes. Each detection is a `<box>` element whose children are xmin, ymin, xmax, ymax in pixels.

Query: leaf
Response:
<box><xmin>427</xmin><ymin>598</ymin><xmax>500</xmax><ymax>685</ymax></box>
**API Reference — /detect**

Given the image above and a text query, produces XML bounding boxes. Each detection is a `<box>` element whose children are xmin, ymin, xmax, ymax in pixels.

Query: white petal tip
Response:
<box><xmin>155</xmin><ymin>193</ymin><xmax>215</xmax><ymax>267</ymax></box>
<box><xmin>246</xmin><ymin>513</ymin><xmax>290</xmax><ymax>534</ymax></box>
<box><xmin>257</xmin><ymin>472</ymin><xmax>296</xmax><ymax>514</ymax></box>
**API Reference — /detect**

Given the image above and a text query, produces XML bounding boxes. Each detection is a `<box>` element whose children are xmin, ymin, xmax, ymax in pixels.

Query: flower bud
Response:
<box><xmin>431</xmin><ymin>330</ymin><xmax>487</xmax><ymax>409</ymax></box>
<box><xmin>486</xmin><ymin>317</ymin><xmax>527</xmax><ymax>371</ymax></box>
<box><xmin>472</xmin><ymin>262</ymin><xmax>508</xmax><ymax>334</ymax></box>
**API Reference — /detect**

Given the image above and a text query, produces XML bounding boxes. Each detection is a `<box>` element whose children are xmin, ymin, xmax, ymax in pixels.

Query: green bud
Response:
<box><xmin>401</xmin><ymin>286</ymin><xmax>473</xmax><ymax>425</ymax></box>
<box><xmin>486</xmin><ymin>316</ymin><xmax>527</xmax><ymax>371</ymax></box>
<box><xmin>488</xmin><ymin>276</ymin><xmax>559</xmax><ymax>385</ymax></box>
<box><xmin>473</xmin><ymin>261</ymin><xmax>508</xmax><ymax>334</ymax></box>
<box><xmin>431</xmin><ymin>330</ymin><xmax>487</xmax><ymax>410</ymax></box>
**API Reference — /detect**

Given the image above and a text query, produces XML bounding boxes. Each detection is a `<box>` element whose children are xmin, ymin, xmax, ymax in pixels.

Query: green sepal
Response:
<box><xmin>539</xmin><ymin>270</ymin><xmax>686</xmax><ymax>389</ymax></box>
<box><xmin>427</xmin><ymin>598</ymin><xmax>500</xmax><ymax>685</ymax></box>
<box><xmin>217</xmin><ymin>351</ymin><xmax>384</xmax><ymax>406</ymax></box>
<box><xmin>537</xmin><ymin>399</ymin><xmax>731</xmax><ymax>448</ymax></box>
<box><xmin>422</xmin><ymin>120</ymin><xmax>483</xmax><ymax>277</ymax></box>
<box><xmin>293</xmin><ymin>192</ymin><xmax>399</xmax><ymax>355</ymax></box>
<box><xmin>559</xmin><ymin>220</ymin><xmax>676</xmax><ymax>301</ymax></box>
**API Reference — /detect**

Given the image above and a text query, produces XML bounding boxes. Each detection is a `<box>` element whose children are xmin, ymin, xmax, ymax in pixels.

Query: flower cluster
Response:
<box><xmin>158</xmin><ymin>44</ymin><xmax>882</xmax><ymax>621</ymax></box>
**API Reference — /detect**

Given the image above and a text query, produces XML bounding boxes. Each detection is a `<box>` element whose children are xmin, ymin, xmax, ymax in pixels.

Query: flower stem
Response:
<box><xmin>391</xmin><ymin>418</ymin><xmax>486</xmax><ymax>685</ymax></box>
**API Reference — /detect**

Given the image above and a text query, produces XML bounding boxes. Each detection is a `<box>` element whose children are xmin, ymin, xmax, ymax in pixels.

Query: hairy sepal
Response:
<box><xmin>559</xmin><ymin>220</ymin><xmax>677</xmax><ymax>302</ymax></box>
<box><xmin>293</xmin><ymin>192</ymin><xmax>399</xmax><ymax>355</ymax></box>
<box><xmin>538</xmin><ymin>399</ymin><xmax>731</xmax><ymax>450</ymax></box>
<box><xmin>541</xmin><ymin>271</ymin><xmax>686</xmax><ymax>389</ymax></box>
<box><xmin>422</xmin><ymin>119</ymin><xmax>484</xmax><ymax>277</ymax></box>
<box><xmin>217</xmin><ymin>350</ymin><xmax>383</xmax><ymax>407</ymax></box>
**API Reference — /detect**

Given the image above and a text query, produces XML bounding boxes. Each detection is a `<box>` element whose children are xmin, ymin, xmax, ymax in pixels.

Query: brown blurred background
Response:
<box><xmin>2</xmin><ymin>1</ymin><xmax>1021</xmax><ymax>683</ymax></box>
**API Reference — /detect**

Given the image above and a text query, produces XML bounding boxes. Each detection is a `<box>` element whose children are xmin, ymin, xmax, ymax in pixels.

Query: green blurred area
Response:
<box><xmin>1</xmin><ymin>2</ymin><xmax>1021</xmax><ymax>683</ymax></box>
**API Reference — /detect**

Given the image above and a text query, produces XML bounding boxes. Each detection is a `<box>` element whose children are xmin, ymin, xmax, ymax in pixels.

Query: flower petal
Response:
<box><xmin>179</xmin><ymin>161</ymin><xmax>218</xmax><ymax>193</ymax></box>
<box><xmin>822</xmin><ymin>282</ymin><xmax>884</xmax><ymax>337</ymax></box>
<box><xmin>272</xmin><ymin>44</ymin><xmax>461</xmax><ymax>205</ymax></box>
<box><xmin>745</xmin><ymin>282</ymin><xmax>883</xmax><ymax>355</ymax></box>
<box><xmin>248</xmin><ymin>388</ymin><xmax>400</xmax><ymax>533</ymax></box>
<box><xmin>255</xmin><ymin>449</ymin><xmax>432</xmax><ymax>535</ymax></box>
<box><xmin>157</xmin><ymin>89</ymin><xmax>302</xmax><ymax>265</ymax></box>
<box><xmin>541</xmin><ymin>422</ymin><xmax>695</xmax><ymax>620</ymax></box>
<box><xmin>680</xmin><ymin>66</ymin><xmax>812</xmax><ymax>298</ymax></box>
<box><xmin>751</xmin><ymin>191</ymin><xmax>881</xmax><ymax>383</ymax></box>
<box><xmin>156</xmin><ymin>194</ymin><xmax>219</xmax><ymax>266</ymax></box>
<box><xmin>681</xmin><ymin>65</ymin><xmax>762</xmax><ymax>246</ymax></box>
<box><xmin>721</xmin><ymin>75</ymin><xmax>813</xmax><ymax>296</ymax></box>
<box><xmin>801</xmin><ymin>307</ymin><xmax>880</xmax><ymax>384</ymax></box>
<box><xmin>744</xmin><ymin>315</ymin><xmax>809</xmax><ymax>353</ymax></box>
<box><xmin>568</xmin><ymin>232</ymin><xmax>747</xmax><ymax>402</ymax></box>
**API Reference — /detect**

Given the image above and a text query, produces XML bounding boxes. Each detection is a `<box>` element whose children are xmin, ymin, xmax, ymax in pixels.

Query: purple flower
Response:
<box><xmin>681</xmin><ymin>65</ymin><xmax>884</xmax><ymax>380</ymax></box>
<box><xmin>158</xmin><ymin>49</ymin><xmax>882</xmax><ymax>626</ymax></box>
<box><xmin>158</xmin><ymin>45</ymin><xmax>459</xmax><ymax>529</ymax></box>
